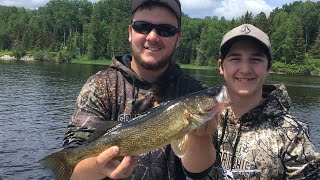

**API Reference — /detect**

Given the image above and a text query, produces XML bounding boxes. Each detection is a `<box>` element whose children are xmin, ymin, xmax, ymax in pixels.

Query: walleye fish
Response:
<box><xmin>39</xmin><ymin>85</ymin><xmax>230</xmax><ymax>180</ymax></box>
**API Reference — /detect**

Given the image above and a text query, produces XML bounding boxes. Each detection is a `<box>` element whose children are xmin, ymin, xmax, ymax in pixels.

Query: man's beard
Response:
<box><xmin>130</xmin><ymin>47</ymin><xmax>176</xmax><ymax>71</ymax></box>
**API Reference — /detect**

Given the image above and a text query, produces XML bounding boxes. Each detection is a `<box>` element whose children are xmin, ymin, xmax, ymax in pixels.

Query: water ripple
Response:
<box><xmin>1</xmin><ymin>61</ymin><xmax>319</xmax><ymax>179</ymax></box>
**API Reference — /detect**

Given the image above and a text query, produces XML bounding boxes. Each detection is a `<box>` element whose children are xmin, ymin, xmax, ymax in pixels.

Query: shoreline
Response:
<box><xmin>0</xmin><ymin>55</ymin><xmax>35</xmax><ymax>61</ymax></box>
<box><xmin>1</xmin><ymin>54</ymin><xmax>319</xmax><ymax>76</ymax></box>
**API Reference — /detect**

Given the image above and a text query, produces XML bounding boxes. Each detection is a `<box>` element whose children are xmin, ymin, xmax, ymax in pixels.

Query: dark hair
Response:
<box><xmin>219</xmin><ymin>36</ymin><xmax>272</xmax><ymax>70</ymax></box>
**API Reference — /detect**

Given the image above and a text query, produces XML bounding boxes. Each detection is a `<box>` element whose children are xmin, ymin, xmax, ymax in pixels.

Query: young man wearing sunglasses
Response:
<box><xmin>63</xmin><ymin>0</ymin><xmax>218</xmax><ymax>179</ymax></box>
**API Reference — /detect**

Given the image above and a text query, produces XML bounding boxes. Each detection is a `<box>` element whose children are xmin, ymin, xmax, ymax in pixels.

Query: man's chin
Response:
<box><xmin>137</xmin><ymin>57</ymin><xmax>171</xmax><ymax>71</ymax></box>
<box><xmin>132</xmin><ymin>48</ymin><xmax>174</xmax><ymax>71</ymax></box>
<box><xmin>237</xmin><ymin>90</ymin><xmax>251</xmax><ymax>96</ymax></box>
<box><xmin>141</xmin><ymin>61</ymin><xmax>169</xmax><ymax>71</ymax></box>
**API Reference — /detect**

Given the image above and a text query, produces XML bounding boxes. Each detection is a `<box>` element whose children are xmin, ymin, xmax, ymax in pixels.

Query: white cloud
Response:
<box><xmin>0</xmin><ymin>0</ymin><xmax>99</xmax><ymax>9</ymax></box>
<box><xmin>0</xmin><ymin>0</ymin><xmax>48</xmax><ymax>9</ymax></box>
<box><xmin>181</xmin><ymin>0</ymin><xmax>216</xmax><ymax>11</ymax></box>
<box><xmin>215</xmin><ymin>0</ymin><xmax>273</xmax><ymax>19</ymax></box>
<box><xmin>181</xmin><ymin>0</ymin><xmax>274</xmax><ymax>19</ymax></box>
<box><xmin>180</xmin><ymin>0</ymin><xmax>218</xmax><ymax>18</ymax></box>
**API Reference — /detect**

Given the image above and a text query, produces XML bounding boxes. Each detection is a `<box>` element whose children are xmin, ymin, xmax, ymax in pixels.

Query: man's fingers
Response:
<box><xmin>192</xmin><ymin>115</ymin><xmax>218</xmax><ymax>136</ymax></box>
<box><xmin>206</xmin><ymin>115</ymin><xmax>218</xmax><ymax>132</ymax></box>
<box><xmin>96</xmin><ymin>146</ymin><xmax>120</xmax><ymax>167</ymax></box>
<box><xmin>110</xmin><ymin>156</ymin><xmax>138</xmax><ymax>178</ymax></box>
<box><xmin>96</xmin><ymin>146</ymin><xmax>122</xmax><ymax>177</ymax></box>
<box><xmin>95</xmin><ymin>147</ymin><xmax>138</xmax><ymax>179</ymax></box>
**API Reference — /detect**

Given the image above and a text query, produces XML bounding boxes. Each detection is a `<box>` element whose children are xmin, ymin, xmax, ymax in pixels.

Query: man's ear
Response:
<box><xmin>218</xmin><ymin>59</ymin><xmax>224</xmax><ymax>75</ymax></box>
<box><xmin>175</xmin><ymin>32</ymin><xmax>182</xmax><ymax>48</ymax></box>
<box><xmin>267</xmin><ymin>63</ymin><xmax>272</xmax><ymax>74</ymax></box>
<box><xmin>128</xmin><ymin>25</ymin><xmax>132</xmax><ymax>43</ymax></box>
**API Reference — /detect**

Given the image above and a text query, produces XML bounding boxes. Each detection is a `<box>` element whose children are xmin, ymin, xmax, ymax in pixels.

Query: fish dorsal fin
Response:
<box><xmin>171</xmin><ymin>134</ymin><xmax>189</xmax><ymax>158</ymax></box>
<box><xmin>87</xmin><ymin>121</ymin><xmax>122</xmax><ymax>143</ymax></box>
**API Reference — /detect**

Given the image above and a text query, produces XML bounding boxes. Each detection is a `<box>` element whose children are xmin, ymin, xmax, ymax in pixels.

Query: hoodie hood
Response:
<box><xmin>240</xmin><ymin>84</ymin><xmax>291</xmax><ymax>126</ymax></box>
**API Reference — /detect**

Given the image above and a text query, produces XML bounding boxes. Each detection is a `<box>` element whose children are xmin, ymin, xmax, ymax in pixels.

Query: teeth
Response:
<box><xmin>237</xmin><ymin>78</ymin><xmax>254</xmax><ymax>81</ymax></box>
<box><xmin>145</xmin><ymin>47</ymin><xmax>160</xmax><ymax>51</ymax></box>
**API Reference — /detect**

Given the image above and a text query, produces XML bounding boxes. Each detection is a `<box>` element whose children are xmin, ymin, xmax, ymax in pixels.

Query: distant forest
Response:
<box><xmin>0</xmin><ymin>0</ymin><xmax>320</xmax><ymax>74</ymax></box>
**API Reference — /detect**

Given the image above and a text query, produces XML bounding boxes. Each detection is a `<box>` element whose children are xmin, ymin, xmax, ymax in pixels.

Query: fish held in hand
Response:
<box><xmin>38</xmin><ymin>85</ymin><xmax>230</xmax><ymax>180</ymax></box>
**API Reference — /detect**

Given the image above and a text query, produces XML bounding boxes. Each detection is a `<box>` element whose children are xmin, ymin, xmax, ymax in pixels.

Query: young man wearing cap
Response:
<box><xmin>63</xmin><ymin>0</ymin><xmax>218</xmax><ymax>179</ymax></box>
<box><xmin>217</xmin><ymin>24</ymin><xmax>320</xmax><ymax>179</ymax></box>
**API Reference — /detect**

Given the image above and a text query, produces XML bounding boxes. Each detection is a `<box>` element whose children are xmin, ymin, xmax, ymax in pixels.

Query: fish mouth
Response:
<box><xmin>187</xmin><ymin>105</ymin><xmax>219</xmax><ymax>127</ymax></box>
<box><xmin>188</xmin><ymin>86</ymin><xmax>231</xmax><ymax>128</ymax></box>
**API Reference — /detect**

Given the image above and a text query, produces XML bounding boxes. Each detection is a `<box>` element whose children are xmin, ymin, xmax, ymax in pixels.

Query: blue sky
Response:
<box><xmin>0</xmin><ymin>0</ymin><xmax>318</xmax><ymax>19</ymax></box>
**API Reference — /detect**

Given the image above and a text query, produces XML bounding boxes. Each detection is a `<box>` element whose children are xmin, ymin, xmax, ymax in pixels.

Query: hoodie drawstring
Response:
<box><xmin>131</xmin><ymin>78</ymin><xmax>137</xmax><ymax>114</ymax></box>
<box><xmin>220</xmin><ymin>110</ymin><xmax>243</xmax><ymax>170</ymax></box>
<box><xmin>230</xmin><ymin>121</ymin><xmax>243</xmax><ymax>170</ymax></box>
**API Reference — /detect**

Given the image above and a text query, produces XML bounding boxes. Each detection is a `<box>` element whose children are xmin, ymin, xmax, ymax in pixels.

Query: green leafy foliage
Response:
<box><xmin>0</xmin><ymin>1</ymin><xmax>320</xmax><ymax>75</ymax></box>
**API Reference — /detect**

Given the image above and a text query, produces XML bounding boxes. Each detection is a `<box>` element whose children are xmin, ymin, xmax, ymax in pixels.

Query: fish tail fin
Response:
<box><xmin>38</xmin><ymin>151</ymin><xmax>75</xmax><ymax>180</ymax></box>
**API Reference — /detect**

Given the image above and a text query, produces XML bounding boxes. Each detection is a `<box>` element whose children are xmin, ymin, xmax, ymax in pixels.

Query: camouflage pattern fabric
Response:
<box><xmin>63</xmin><ymin>54</ymin><xmax>214</xmax><ymax>179</ymax></box>
<box><xmin>217</xmin><ymin>84</ymin><xmax>320</xmax><ymax>179</ymax></box>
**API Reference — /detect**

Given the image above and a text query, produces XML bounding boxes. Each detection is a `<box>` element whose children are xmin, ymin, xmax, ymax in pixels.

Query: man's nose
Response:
<box><xmin>146</xmin><ymin>29</ymin><xmax>160</xmax><ymax>41</ymax></box>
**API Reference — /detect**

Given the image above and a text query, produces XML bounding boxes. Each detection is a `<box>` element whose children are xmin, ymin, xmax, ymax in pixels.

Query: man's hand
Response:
<box><xmin>71</xmin><ymin>146</ymin><xmax>138</xmax><ymax>180</ymax></box>
<box><xmin>182</xmin><ymin>116</ymin><xmax>217</xmax><ymax>173</ymax></box>
<box><xmin>189</xmin><ymin>115</ymin><xmax>218</xmax><ymax>137</ymax></box>
<box><xmin>96</xmin><ymin>146</ymin><xmax>138</xmax><ymax>179</ymax></box>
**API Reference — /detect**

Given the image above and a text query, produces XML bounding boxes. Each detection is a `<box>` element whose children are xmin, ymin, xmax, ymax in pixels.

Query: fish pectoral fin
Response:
<box><xmin>87</xmin><ymin>121</ymin><xmax>123</xmax><ymax>143</ymax></box>
<box><xmin>171</xmin><ymin>134</ymin><xmax>189</xmax><ymax>158</ymax></box>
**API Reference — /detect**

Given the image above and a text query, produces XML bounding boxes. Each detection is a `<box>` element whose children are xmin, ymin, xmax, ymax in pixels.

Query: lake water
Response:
<box><xmin>1</xmin><ymin>60</ymin><xmax>319</xmax><ymax>179</ymax></box>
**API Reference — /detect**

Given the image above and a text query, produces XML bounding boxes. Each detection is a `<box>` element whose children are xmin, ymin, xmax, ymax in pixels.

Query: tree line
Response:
<box><xmin>0</xmin><ymin>0</ymin><xmax>320</xmax><ymax>75</ymax></box>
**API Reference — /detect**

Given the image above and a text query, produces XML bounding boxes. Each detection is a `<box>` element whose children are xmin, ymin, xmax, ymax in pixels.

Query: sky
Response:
<box><xmin>0</xmin><ymin>0</ymin><xmax>318</xmax><ymax>19</ymax></box>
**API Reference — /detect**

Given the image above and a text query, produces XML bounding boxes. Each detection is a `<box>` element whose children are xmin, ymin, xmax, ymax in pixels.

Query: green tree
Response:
<box><xmin>270</xmin><ymin>11</ymin><xmax>289</xmax><ymax>63</ymax></box>
<box><xmin>310</xmin><ymin>28</ymin><xmax>320</xmax><ymax>59</ymax></box>
<box><xmin>240</xmin><ymin>11</ymin><xmax>254</xmax><ymax>24</ymax></box>
<box><xmin>196</xmin><ymin>16</ymin><xmax>228</xmax><ymax>66</ymax></box>
<box><xmin>292</xmin><ymin>1</ymin><xmax>319</xmax><ymax>52</ymax></box>
<box><xmin>77</xmin><ymin>0</ymin><xmax>93</xmax><ymax>55</ymax></box>
<box><xmin>0</xmin><ymin>0</ymin><xmax>319</xmax><ymax>68</ymax></box>
<box><xmin>177</xmin><ymin>16</ymin><xmax>203</xmax><ymax>64</ymax></box>
<box><xmin>286</xmin><ymin>14</ymin><xmax>305</xmax><ymax>64</ymax></box>
<box><xmin>253</xmin><ymin>12</ymin><xmax>269</xmax><ymax>34</ymax></box>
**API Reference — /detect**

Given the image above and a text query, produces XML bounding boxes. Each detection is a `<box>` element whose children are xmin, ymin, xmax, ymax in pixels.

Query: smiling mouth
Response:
<box><xmin>144</xmin><ymin>46</ymin><xmax>161</xmax><ymax>51</ymax></box>
<box><xmin>235</xmin><ymin>78</ymin><xmax>255</xmax><ymax>81</ymax></box>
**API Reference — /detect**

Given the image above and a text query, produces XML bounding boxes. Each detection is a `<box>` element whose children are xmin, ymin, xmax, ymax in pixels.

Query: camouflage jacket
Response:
<box><xmin>63</xmin><ymin>54</ymin><xmax>209</xmax><ymax>180</ymax></box>
<box><xmin>217</xmin><ymin>84</ymin><xmax>320</xmax><ymax>179</ymax></box>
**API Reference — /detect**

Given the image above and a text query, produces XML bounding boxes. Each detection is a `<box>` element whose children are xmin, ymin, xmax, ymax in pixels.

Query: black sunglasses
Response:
<box><xmin>132</xmin><ymin>21</ymin><xmax>179</xmax><ymax>37</ymax></box>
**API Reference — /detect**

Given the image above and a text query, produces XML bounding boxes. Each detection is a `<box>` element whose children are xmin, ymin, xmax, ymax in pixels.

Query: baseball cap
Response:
<box><xmin>219</xmin><ymin>24</ymin><xmax>272</xmax><ymax>61</ymax></box>
<box><xmin>131</xmin><ymin>0</ymin><xmax>181</xmax><ymax>24</ymax></box>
